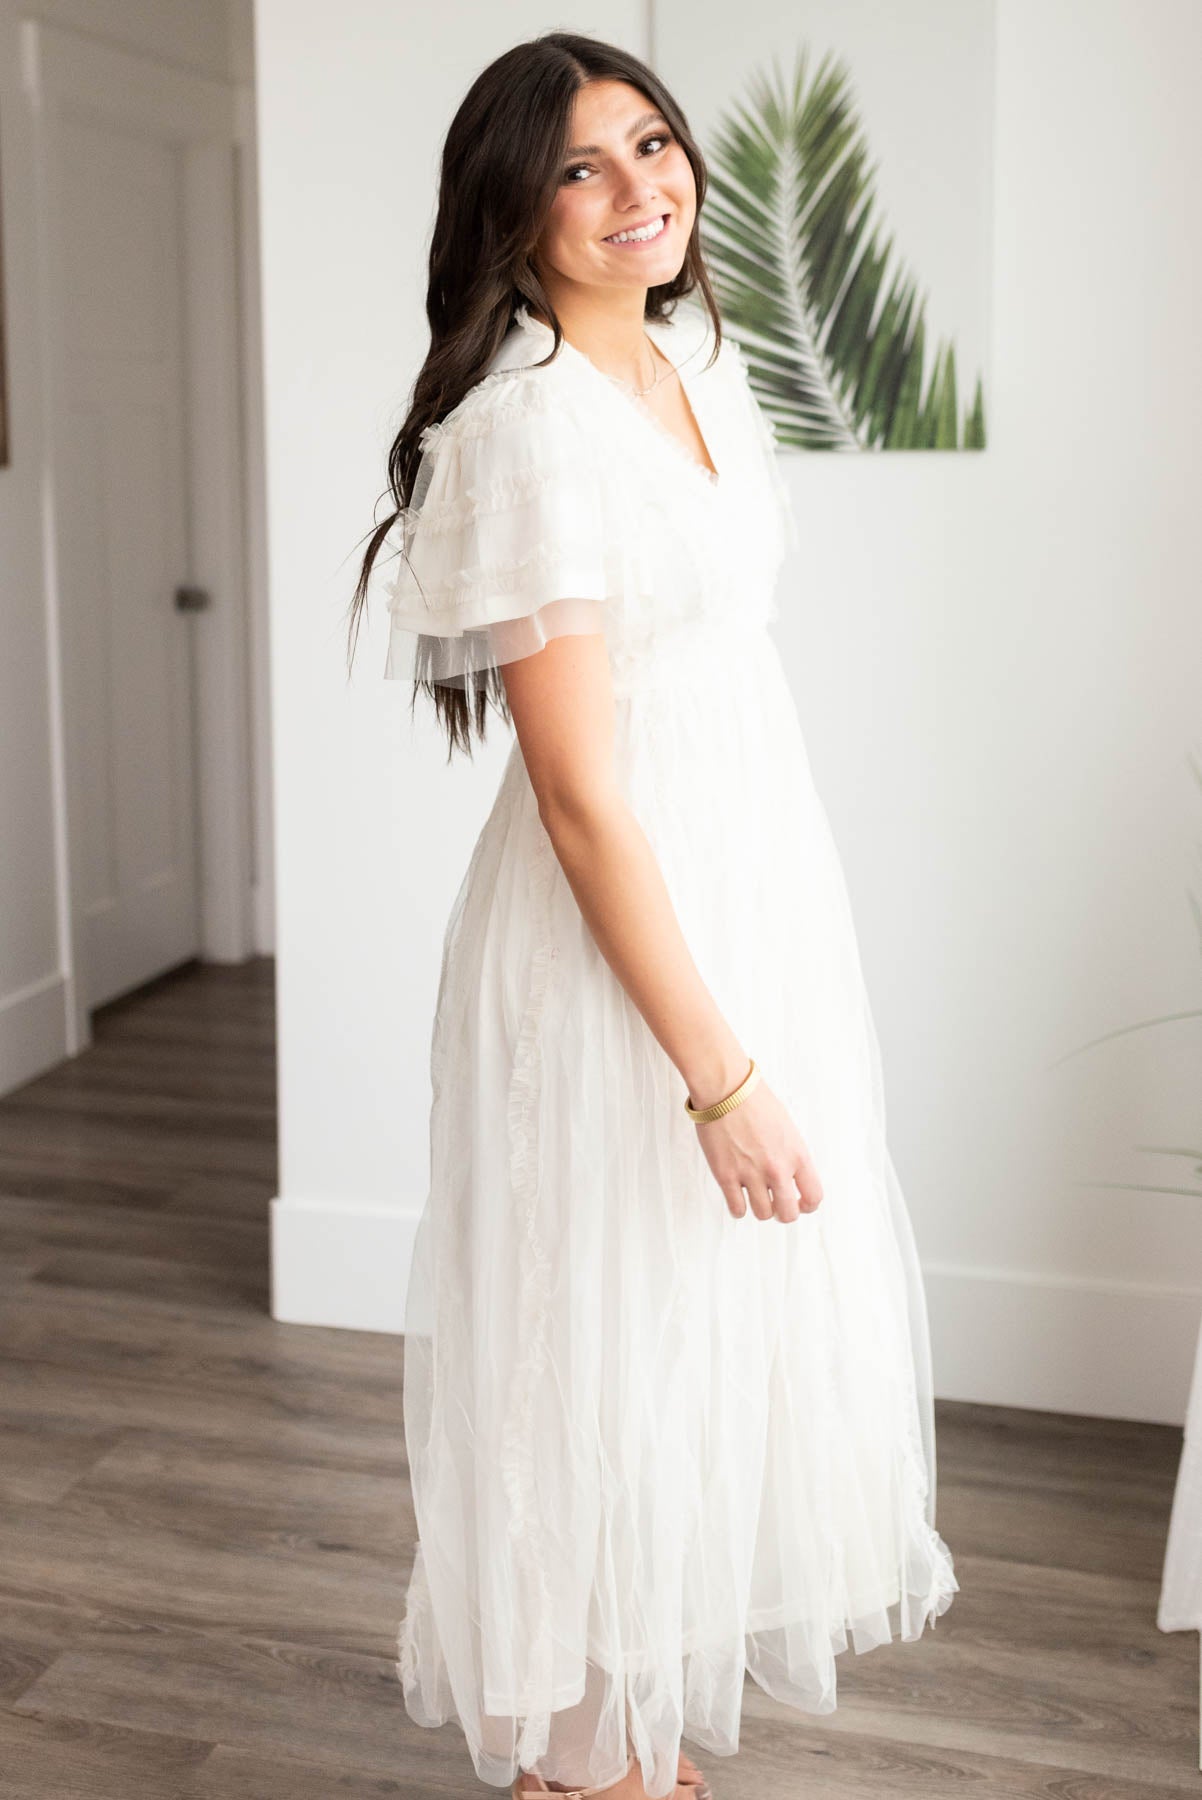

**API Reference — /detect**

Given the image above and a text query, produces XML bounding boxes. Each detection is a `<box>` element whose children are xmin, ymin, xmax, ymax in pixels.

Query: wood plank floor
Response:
<box><xmin>0</xmin><ymin>958</ymin><xmax>1195</xmax><ymax>1797</ymax></box>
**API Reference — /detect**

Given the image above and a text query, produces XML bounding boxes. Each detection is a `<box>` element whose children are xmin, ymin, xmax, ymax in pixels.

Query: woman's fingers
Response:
<box><xmin>767</xmin><ymin>1162</ymin><xmax>803</xmax><ymax>1223</ymax></box>
<box><xmin>742</xmin><ymin>1175</ymin><xmax>775</xmax><ymax>1222</ymax></box>
<box><xmin>721</xmin><ymin>1179</ymin><xmax>747</xmax><ymax>1220</ymax></box>
<box><xmin>721</xmin><ymin>1166</ymin><xmax>820</xmax><ymax>1223</ymax></box>
<box><xmin>746</xmin><ymin>1154</ymin><xmax>823</xmax><ymax>1223</ymax></box>
<box><xmin>796</xmin><ymin>1154</ymin><xmax>823</xmax><ymax>1214</ymax></box>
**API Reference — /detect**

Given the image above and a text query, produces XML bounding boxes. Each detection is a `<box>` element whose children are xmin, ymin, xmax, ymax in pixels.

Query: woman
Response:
<box><xmin>351</xmin><ymin>30</ymin><xmax>957</xmax><ymax>1800</ymax></box>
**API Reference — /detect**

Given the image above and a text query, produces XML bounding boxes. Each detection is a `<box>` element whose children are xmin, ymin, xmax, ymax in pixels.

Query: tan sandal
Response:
<box><xmin>511</xmin><ymin>1748</ymin><xmax>712</xmax><ymax>1800</ymax></box>
<box><xmin>511</xmin><ymin>1750</ymin><xmax>637</xmax><ymax>1798</ymax></box>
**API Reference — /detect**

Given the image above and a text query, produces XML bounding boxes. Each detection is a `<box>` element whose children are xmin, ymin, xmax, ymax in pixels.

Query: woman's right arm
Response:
<box><xmin>500</xmin><ymin>627</ymin><xmax>823</xmax><ymax>1224</ymax></box>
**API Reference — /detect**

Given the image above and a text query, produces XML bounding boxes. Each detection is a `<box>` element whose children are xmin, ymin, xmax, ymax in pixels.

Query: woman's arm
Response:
<box><xmin>501</xmin><ymin>629</ymin><xmax>823</xmax><ymax>1224</ymax></box>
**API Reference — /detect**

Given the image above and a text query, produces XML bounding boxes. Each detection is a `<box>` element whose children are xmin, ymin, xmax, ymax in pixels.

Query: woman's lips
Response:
<box><xmin>601</xmin><ymin>214</ymin><xmax>670</xmax><ymax>250</ymax></box>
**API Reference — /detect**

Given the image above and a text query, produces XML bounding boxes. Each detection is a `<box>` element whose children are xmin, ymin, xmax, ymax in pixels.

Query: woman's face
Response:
<box><xmin>534</xmin><ymin>79</ymin><xmax>696</xmax><ymax>300</ymax></box>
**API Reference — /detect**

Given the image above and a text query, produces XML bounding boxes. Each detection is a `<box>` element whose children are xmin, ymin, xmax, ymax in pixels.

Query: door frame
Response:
<box><xmin>22</xmin><ymin>18</ymin><xmax>260</xmax><ymax>1053</ymax></box>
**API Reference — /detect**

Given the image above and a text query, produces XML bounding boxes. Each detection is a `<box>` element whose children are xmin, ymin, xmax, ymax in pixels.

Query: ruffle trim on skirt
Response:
<box><xmin>394</xmin><ymin>1522</ymin><xmax>958</xmax><ymax>1796</ymax></box>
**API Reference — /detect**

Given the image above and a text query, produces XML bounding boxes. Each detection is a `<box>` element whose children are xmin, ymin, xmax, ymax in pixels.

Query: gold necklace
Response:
<box><xmin>621</xmin><ymin>334</ymin><xmax>675</xmax><ymax>399</ymax></box>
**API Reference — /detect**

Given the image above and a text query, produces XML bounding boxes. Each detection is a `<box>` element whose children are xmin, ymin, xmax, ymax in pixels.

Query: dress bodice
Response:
<box><xmin>379</xmin><ymin>299</ymin><xmax>797</xmax><ymax>699</ymax></box>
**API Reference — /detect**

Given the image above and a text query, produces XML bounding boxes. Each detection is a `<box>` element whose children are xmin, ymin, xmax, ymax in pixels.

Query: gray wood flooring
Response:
<box><xmin>0</xmin><ymin>959</ymin><xmax>1194</xmax><ymax>1796</ymax></box>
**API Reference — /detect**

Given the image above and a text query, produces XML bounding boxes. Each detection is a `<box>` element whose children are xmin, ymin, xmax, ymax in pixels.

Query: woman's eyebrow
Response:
<box><xmin>564</xmin><ymin>111</ymin><xmax>667</xmax><ymax>158</ymax></box>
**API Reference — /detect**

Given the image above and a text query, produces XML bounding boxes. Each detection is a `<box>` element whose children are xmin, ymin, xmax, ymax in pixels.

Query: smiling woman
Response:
<box><xmin>348</xmin><ymin>30</ymin><xmax>957</xmax><ymax>1800</ymax></box>
<box><xmin>522</xmin><ymin>88</ymin><xmax>721</xmax><ymax>511</ymax></box>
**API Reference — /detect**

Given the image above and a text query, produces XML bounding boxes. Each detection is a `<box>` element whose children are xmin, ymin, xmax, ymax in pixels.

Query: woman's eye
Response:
<box><xmin>562</xmin><ymin>131</ymin><xmax>673</xmax><ymax>184</ymax></box>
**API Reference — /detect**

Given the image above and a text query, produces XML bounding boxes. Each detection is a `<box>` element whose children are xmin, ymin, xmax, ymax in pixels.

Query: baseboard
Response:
<box><xmin>0</xmin><ymin>970</ymin><xmax>69</xmax><ymax>1099</ymax></box>
<box><xmin>924</xmin><ymin>1260</ymin><xmax>1198</xmax><ymax>1426</ymax></box>
<box><xmin>268</xmin><ymin>1196</ymin><xmax>1200</xmax><ymax>1425</ymax></box>
<box><xmin>269</xmin><ymin>1193</ymin><xmax>422</xmax><ymax>1333</ymax></box>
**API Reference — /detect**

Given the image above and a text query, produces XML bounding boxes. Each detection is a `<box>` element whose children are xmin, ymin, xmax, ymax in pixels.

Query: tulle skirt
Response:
<box><xmin>397</xmin><ymin>620</ymin><xmax>958</xmax><ymax>1796</ymax></box>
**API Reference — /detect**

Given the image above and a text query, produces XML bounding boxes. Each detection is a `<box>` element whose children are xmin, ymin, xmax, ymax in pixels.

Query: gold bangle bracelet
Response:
<box><xmin>684</xmin><ymin>1057</ymin><xmax>760</xmax><ymax>1124</ymax></box>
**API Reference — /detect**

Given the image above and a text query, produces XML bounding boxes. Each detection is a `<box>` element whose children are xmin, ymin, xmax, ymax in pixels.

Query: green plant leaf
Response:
<box><xmin>701</xmin><ymin>45</ymin><xmax>988</xmax><ymax>452</ymax></box>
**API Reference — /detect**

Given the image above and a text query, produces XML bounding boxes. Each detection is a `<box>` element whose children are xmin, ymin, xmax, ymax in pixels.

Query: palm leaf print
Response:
<box><xmin>700</xmin><ymin>45</ymin><xmax>988</xmax><ymax>451</ymax></box>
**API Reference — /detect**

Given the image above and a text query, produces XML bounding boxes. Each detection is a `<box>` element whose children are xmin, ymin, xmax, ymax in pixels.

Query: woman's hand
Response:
<box><xmin>692</xmin><ymin>1078</ymin><xmax>823</xmax><ymax>1222</ymax></box>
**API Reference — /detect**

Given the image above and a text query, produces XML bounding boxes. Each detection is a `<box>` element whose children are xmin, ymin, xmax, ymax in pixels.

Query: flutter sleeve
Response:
<box><xmin>378</xmin><ymin>368</ymin><xmax>618</xmax><ymax>690</ymax></box>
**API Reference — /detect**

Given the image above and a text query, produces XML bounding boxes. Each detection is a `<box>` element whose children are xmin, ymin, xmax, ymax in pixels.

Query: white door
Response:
<box><xmin>53</xmin><ymin>114</ymin><xmax>202</xmax><ymax>1007</ymax></box>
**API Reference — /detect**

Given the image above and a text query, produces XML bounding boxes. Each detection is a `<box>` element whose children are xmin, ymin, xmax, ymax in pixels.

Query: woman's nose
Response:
<box><xmin>612</xmin><ymin>170</ymin><xmax>658</xmax><ymax>209</ymax></box>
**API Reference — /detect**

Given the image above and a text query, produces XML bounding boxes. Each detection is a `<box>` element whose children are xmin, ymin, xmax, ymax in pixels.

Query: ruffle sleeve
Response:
<box><xmin>378</xmin><ymin>367</ymin><xmax>618</xmax><ymax>691</ymax></box>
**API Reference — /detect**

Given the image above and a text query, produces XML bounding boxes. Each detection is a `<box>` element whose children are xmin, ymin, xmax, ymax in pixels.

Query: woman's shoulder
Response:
<box><xmin>417</xmin><ymin>317</ymin><xmax>580</xmax><ymax>458</ymax></box>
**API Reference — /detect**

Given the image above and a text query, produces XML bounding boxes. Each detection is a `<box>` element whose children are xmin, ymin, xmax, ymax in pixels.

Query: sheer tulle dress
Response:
<box><xmin>375</xmin><ymin>300</ymin><xmax>958</xmax><ymax>1797</ymax></box>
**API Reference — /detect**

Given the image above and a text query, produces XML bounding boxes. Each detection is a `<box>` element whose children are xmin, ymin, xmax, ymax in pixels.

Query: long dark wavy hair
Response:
<box><xmin>346</xmin><ymin>30</ymin><xmax>722</xmax><ymax>761</ymax></box>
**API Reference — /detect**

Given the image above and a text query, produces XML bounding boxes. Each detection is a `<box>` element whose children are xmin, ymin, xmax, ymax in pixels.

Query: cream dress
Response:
<box><xmin>378</xmin><ymin>300</ymin><xmax>958</xmax><ymax>1798</ymax></box>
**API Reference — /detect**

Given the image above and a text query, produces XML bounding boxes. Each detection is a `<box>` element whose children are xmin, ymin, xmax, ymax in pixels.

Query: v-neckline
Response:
<box><xmin>515</xmin><ymin>305</ymin><xmax>722</xmax><ymax>491</ymax></box>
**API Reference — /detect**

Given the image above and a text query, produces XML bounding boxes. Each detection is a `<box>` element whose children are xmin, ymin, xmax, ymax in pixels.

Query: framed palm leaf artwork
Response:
<box><xmin>656</xmin><ymin>0</ymin><xmax>995</xmax><ymax>451</ymax></box>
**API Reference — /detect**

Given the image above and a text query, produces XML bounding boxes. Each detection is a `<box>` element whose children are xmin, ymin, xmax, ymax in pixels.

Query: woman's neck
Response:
<box><xmin>530</xmin><ymin>290</ymin><xmax>658</xmax><ymax>387</ymax></box>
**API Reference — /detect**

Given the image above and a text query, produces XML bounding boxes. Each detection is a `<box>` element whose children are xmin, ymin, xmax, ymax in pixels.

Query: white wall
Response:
<box><xmin>775</xmin><ymin>0</ymin><xmax>1202</xmax><ymax>1423</ymax></box>
<box><xmin>259</xmin><ymin>0</ymin><xmax>1202</xmax><ymax>1424</ymax></box>
<box><xmin>0</xmin><ymin>0</ymin><xmax>272</xmax><ymax>1094</ymax></box>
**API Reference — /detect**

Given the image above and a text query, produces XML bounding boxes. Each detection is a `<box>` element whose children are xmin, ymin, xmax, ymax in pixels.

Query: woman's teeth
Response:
<box><xmin>603</xmin><ymin>215</ymin><xmax>667</xmax><ymax>245</ymax></box>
